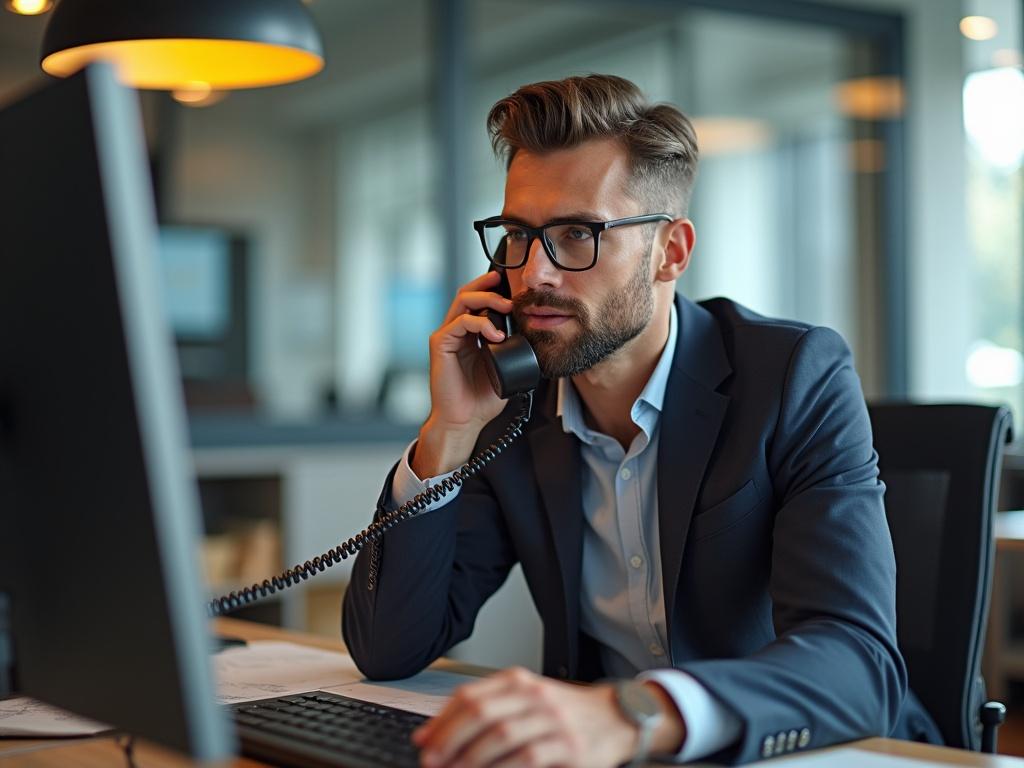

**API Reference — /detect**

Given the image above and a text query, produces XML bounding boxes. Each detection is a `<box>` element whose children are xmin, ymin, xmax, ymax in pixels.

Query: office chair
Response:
<box><xmin>868</xmin><ymin>402</ymin><xmax>1013</xmax><ymax>753</ymax></box>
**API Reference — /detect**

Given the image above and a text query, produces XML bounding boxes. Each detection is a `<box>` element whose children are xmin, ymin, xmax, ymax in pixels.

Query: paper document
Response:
<box><xmin>214</xmin><ymin>640</ymin><xmax>363</xmax><ymax>704</ymax></box>
<box><xmin>323</xmin><ymin>669</ymin><xmax>480</xmax><ymax>716</ymax></box>
<box><xmin>0</xmin><ymin>641</ymin><xmax>475</xmax><ymax>738</ymax></box>
<box><xmin>0</xmin><ymin>697</ymin><xmax>110</xmax><ymax>737</ymax></box>
<box><xmin>216</xmin><ymin>640</ymin><xmax>477</xmax><ymax>715</ymax></box>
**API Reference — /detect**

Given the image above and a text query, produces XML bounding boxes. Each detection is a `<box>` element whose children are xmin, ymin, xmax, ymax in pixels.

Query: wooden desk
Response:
<box><xmin>2</xmin><ymin>618</ymin><xmax>1022</xmax><ymax>767</ymax></box>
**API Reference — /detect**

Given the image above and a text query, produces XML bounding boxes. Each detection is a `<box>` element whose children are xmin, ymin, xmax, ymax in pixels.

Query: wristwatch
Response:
<box><xmin>613</xmin><ymin>680</ymin><xmax>663</xmax><ymax>768</ymax></box>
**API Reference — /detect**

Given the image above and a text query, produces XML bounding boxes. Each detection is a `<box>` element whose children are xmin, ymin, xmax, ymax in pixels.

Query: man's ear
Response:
<box><xmin>654</xmin><ymin>218</ymin><xmax>695</xmax><ymax>283</ymax></box>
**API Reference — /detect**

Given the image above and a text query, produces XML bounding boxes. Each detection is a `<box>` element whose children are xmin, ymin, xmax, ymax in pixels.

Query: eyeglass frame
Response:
<box><xmin>472</xmin><ymin>213</ymin><xmax>674</xmax><ymax>272</ymax></box>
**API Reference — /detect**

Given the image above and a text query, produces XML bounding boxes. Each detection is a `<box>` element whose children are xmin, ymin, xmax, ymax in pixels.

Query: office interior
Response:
<box><xmin>2</xmin><ymin>0</ymin><xmax>1024</xmax><ymax>753</ymax></box>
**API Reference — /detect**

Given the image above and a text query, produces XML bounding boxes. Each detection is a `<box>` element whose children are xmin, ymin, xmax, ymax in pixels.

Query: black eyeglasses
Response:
<box><xmin>473</xmin><ymin>213</ymin><xmax>673</xmax><ymax>272</ymax></box>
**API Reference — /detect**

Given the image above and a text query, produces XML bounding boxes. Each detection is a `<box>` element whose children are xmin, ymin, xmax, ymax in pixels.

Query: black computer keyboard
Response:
<box><xmin>230</xmin><ymin>690</ymin><xmax>427</xmax><ymax>768</ymax></box>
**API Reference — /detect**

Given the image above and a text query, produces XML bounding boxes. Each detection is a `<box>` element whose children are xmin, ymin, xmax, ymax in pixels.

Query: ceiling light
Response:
<box><xmin>5</xmin><ymin>0</ymin><xmax>52</xmax><ymax>15</ymax></box>
<box><xmin>834</xmin><ymin>76</ymin><xmax>905</xmax><ymax>120</ymax></box>
<box><xmin>960</xmin><ymin>16</ymin><xmax>999</xmax><ymax>41</ymax></box>
<box><xmin>690</xmin><ymin>117</ymin><xmax>774</xmax><ymax>156</ymax></box>
<box><xmin>40</xmin><ymin>0</ymin><xmax>324</xmax><ymax>90</ymax></box>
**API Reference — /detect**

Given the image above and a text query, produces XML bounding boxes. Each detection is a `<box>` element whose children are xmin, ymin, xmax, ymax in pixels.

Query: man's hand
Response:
<box><xmin>413</xmin><ymin>270</ymin><xmax>514</xmax><ymax>479</ymax></box>
<box><xmin>411</xmin><ymin>667</ymin><xmax>685</xmax><ymax>768</ymax></box>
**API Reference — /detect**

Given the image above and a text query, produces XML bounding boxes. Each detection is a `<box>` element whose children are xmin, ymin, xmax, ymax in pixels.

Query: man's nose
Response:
<box><xmin>521</xmin><ymin>236</ymin><xmax>561</xmax><ymax>290</ymax></box>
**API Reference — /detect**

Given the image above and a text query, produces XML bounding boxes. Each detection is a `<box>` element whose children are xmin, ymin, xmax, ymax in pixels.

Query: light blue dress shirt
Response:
<box><xmin>390</xmin><ymin>304</ymin><xmax>741</xmax><ymax>761</ymax></box>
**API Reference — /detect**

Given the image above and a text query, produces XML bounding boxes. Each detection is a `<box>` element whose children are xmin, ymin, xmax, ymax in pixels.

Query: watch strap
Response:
<box><xmin>613</xmin><ymin>680</ymin><xmax>662</xmax><ymax>768</ymax></box>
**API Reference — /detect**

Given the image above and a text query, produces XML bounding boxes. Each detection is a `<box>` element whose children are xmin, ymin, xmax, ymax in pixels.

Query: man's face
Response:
<box><xmin>502</xmin><ymin>138</ymin><xmax>657</xmax><ymax>378</ymax></box>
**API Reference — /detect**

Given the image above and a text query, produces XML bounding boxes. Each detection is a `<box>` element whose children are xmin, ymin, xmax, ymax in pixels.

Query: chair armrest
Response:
<box><xmin>981</xmin><ymin>700</ymin><xmax>1006</xmax><ymax>753</ymax></box>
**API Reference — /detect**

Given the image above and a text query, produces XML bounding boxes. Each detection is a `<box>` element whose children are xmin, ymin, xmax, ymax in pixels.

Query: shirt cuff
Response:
<box><xmin>637</xmin><ymin>669</ymin><xmax>742</xmax><ymax>762</ymax></box>
<box><xmin>387</xmin><ymin>440</ymin><xmax>463</xmax><ymax>514</ymax></box>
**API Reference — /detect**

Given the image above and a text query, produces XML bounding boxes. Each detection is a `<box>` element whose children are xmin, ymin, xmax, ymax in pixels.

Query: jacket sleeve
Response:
<box><xmin>341</xmin><ymin>450</ymin><xmax>517</xmax><ymax>680</ymax></box>
<box><xmin>679</xmin><ymin>326</ymin><xmax>907</xmax><ymax>764</ymax></box>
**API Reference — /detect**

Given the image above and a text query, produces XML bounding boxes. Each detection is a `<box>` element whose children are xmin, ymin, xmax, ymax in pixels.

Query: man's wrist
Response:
<box><xmin>600</xmin><ymin>686</ymin><xmax>643</xmax><ymax>766</ymax></box>
<box><xmin>643</xmin><ymin>680</ymin><xmax>687</xmax><ymax>755</ymax></box>
<box><xmin>412</xmin><ymin>418</ymin><xmax>480</xmax><ymax>478</ymax></box>
<box><xmin>605</xmin><ymin>681</ymin><xmax>686</xmax><ymax>766</ymax></box>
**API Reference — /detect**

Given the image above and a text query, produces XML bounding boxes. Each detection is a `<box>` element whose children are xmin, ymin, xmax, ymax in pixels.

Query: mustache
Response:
<box><xmin>512</xmin><ymin>289</ymin><xmax>587</xmax><ymax>318</ymax></box>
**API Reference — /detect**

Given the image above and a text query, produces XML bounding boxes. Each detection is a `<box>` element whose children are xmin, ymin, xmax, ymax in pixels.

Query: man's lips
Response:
<box><xmin>521</xmin><ymin>307</ymin><xmax>574</xmax><ymax>329</ymax></box>
<box><xmin>523</xmin><ymin>307</ymin><xmax>572</xmax><ymax>317</ymax></box>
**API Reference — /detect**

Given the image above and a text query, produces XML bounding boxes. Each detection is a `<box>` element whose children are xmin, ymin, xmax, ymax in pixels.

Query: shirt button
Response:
<box><xmin>620</xmin><ymin>467</ymin><xmax>632</xmax><ymax>480</ymax></box>
<box><xmin>649</xmin><ymin>642</ymin><xmax>665</xmax><ymax>656</ymax></box>
<box><xmin>630</xmin><ymin>555</ymin><xmax>643</xmax><ymax>569</ymax></box>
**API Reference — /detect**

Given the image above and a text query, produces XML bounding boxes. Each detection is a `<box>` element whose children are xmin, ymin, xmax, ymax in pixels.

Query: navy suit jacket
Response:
<box><xmin>343</xmin><ymin>295</ymin><xmax>908</xmax><ymax>763</ymax></box>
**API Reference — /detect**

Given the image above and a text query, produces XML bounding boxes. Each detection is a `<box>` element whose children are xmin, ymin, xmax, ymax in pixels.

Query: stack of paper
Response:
<box><xmin>0</xmin><ymin>698</ymin><xmax>109</xmax><ymax>737</ymax></box>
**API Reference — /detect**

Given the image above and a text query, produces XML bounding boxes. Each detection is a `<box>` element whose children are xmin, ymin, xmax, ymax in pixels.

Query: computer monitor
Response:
<box><xmin>0</xmin><ymin>64</ymin><xmax>233</xmax><ymax>760</ymax></box>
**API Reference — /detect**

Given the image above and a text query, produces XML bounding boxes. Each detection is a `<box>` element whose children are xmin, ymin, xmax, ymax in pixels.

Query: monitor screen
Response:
<box><xmin>158</xmin><ymin>226</ymin><xmax>232</xmax><ymax>341</ymax></box>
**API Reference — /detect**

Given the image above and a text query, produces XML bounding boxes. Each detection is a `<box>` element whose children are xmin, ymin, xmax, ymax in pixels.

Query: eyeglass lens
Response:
<box><xmin>481</xmin><ymin>223</ymin><xmax>596</xmax><ymax>270</ymax></box>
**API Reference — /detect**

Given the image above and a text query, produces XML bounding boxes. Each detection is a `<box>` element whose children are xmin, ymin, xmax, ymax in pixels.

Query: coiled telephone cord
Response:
<box><xmin>207</xmin><ymin>392</ymin><xmax>533</xmax><ymax>616</ymax></box>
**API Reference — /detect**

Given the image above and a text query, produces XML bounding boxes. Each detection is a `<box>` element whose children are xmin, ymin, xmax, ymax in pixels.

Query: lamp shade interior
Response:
<box><xmin>40</xmin><ymin>0</ymin><xmax>324</xmax><ymax>89</ymax></box>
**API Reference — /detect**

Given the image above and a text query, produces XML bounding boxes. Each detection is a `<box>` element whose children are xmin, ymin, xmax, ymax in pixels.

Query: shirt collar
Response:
<box><xmin>556</xmin><ymin>300</ymin><xmax>679</xmax><ymax>440</ymax></box>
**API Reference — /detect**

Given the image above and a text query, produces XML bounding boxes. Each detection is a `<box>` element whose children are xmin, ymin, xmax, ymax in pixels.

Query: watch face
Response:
<box><xmin>619</xmin><ymin>682</ymin><xmax>662</xmax><ymax>721</ymax></box>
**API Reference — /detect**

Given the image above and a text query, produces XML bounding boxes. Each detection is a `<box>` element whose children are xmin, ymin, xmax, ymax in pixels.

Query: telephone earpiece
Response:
<box><xmin>479</xmin><ymin>265</ymin><xmax>540</xmax><ymax>399</ymax></box>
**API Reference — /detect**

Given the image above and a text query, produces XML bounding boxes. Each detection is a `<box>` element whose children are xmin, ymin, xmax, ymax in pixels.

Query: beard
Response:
<box><xmin>512</xmin><ymin>249</ymin><xmax>655</xmax><ymax>378</ymax></box>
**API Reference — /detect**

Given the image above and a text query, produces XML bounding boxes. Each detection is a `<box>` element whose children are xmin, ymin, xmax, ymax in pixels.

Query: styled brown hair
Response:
<box><xmin>487</xmin><ymin>74</ymin><xmax>699</xmax><ymax>217</ymax></box>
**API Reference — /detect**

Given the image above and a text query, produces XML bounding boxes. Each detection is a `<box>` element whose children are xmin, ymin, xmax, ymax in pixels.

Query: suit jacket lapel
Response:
<box><xmin>528</xmin><ymin>384</ymin><xmax>584</xmax><ymax>675</ymax></box>
<box><xmin>658</xmin><ymin>296</ymin><xmax>732</xmax><ymax>656</ymax></box>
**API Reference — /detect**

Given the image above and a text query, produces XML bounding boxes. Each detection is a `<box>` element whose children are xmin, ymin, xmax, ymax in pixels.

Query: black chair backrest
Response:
<box><xmin>868</xmin><ymin>403</ymin><xmax>1013</xmax><ymax>750</ymax></box>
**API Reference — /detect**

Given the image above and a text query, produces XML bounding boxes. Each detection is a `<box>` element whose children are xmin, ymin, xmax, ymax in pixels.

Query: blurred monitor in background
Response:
<box><xmin>158</xmin><ymin>224</ymin><xmax>255</xmax><ymax>412</ymax></box>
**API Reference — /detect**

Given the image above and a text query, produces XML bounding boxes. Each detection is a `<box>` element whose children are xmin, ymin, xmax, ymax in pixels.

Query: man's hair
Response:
<box><xmin>487</xmin><ymin>74</ymin><xmax>699</xmax><ymax>217</ymax></box>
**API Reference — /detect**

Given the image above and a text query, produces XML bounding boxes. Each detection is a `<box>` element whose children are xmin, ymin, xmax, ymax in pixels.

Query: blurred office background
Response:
<box><xmin>2</xmin><ymin>0</ymin><xmax>1023</xmax><ymax>702</ymax></box>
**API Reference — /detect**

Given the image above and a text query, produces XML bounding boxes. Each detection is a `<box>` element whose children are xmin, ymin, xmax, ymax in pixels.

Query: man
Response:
<box><xmin>343</xmin><ymin>74</ymin><xmax>909</xmax><ymax>766</ymax></box>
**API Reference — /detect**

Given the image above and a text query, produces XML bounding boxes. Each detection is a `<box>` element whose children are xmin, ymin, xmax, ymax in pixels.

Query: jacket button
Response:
<box><xmin>557</xmin><ymin>666</ymin><xmax>568</xmax><ymax>678</ymax></box>
<box><xmin>761</xmin><ymin>736</ymin><xmax>775</xmax><ymax>758</ymax></box>
<box><xmin>774</xmin><ymin>732</ymin><xmax>786</xmax><ymax>755</ymax></box>
<box><xmin>786</xmin><ymin>730</ymin><xmax>798</xmax><ymax>751</ymax></box>
<box><xmin>798</xmin><ymin>728</ymin><xmax>811</xmax><ymax>748</ymax></box>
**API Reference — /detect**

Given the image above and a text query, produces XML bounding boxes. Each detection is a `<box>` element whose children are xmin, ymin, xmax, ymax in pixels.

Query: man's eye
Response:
<box><xmin>506</xmin><ymin>228</ymin><xmax>528</xmax><ymax>241</ymax></box>
<box><xmin>564</xmin><ymin>227</ymin><xmax>592</xmax><ymax>241</ymax></box>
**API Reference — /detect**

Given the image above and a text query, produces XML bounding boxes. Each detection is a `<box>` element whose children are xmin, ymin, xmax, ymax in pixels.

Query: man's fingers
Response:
<box><xmin>417</xmin><ymin>692</ymin><xmax>534</xmax><ymax>766</ymax></box>
<box><xmin>412</xmin><ymin>675</ymin><xmax>507</xmax><ymax>744</ymax></box>
<box><xmin>455</xmin><ymin>712</ymin><xmax>558</xmax><ymax>768</ymax></box>
<box><xmin>443</xmin><ymin>290</ymin><xmax>514</xmax><ymax>324</ymax></box>
<box><xmin>431</xmin><ymin>314</ymin><xmax>505</xmax><ymax>352</ymax></box>
<box><xmin>490</xmin><ymin>735</ymin><xmax>571</xmax><ymax>768</ymax></box>
<box><xmin>413</xmin><ymin>670</ymin><xmax>536</xmax><ymax>759</ymax></box>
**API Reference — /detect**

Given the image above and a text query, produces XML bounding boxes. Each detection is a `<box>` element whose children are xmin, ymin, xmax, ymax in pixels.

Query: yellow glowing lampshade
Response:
<box><xmin>40</xmin><ymin>0</ymin><xmax>324</xmax><ymax>90</ymax></box>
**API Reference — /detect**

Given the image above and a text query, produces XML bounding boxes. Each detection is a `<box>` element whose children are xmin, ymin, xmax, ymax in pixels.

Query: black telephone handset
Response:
<box><xmin>479</xmin><ymin>265</ymin><xmax>541</xmax><ymax>399</ymax></box>
<box><xmin>208</xmin><ymin>258</ymin><xmax>539</xmax><ymax>616</ymax></box>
